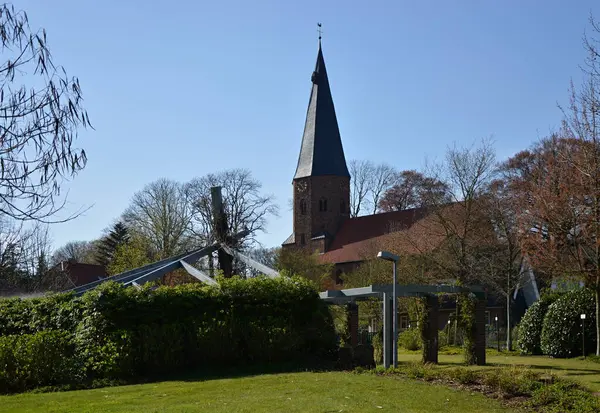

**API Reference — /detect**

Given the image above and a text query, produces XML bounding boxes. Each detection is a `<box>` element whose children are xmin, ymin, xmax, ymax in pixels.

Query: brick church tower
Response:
<box><xmin>283</xmin><ymin>39</ymin><xmax>350</xmax><ymax>253</ymax></box>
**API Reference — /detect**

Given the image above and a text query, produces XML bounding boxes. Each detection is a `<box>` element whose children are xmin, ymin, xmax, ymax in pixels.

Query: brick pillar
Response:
<box><xmin>422</xmin><ymin>294</ymin><xmax>439</xmax><ymax>364</ymax></box>
<box><xmin>474</xmin><ymin>297</ymin><xmax>487</xmax><ymax>366</ymax></box>
<box><xmin>346</xmin><ymin>302</ymin><xmax>359</xmax><ymax>348</ymax></box>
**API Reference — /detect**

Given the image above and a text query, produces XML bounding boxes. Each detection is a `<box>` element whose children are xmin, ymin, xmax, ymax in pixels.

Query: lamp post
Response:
<box><xmin>495</xmin><ymin>316</ymin><xmax>499</xmax><ymax>352</ymax></box>
<box><xmin>377</xmin><ymin>251</ymin><xmax>400</xmax><ymax>368</ymax></box>
<box><xmin>581</xmin><ymin>314</ymin><xmax>586</xmax><ymax>359</ymax></box>
<box><xmin>447</xmin><ymin>319</ymin><xmax>451</xmax><ymax>346</ymax></box>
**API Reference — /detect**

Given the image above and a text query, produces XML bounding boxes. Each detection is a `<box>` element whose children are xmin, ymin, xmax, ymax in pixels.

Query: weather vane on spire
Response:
<box><xmin>317</xmin><ymin>22</ymin><xmax>322</xmax><ymax>41</ymax></box>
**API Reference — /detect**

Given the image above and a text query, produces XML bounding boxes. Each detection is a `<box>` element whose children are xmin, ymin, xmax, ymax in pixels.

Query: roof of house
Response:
<box><xmin>51</xmin><ymin>261</ymin><xmax>108</xmax><ymax>287</ymax></box>
<box><xmin>320</xmin><ymin>207</ymin><xmax>430</xmax><ymax>264</ymax></box>
<box><xmin>293</xmin><ymin>40</ymin><xmax>350</xmax><ymax>180</ymax></box>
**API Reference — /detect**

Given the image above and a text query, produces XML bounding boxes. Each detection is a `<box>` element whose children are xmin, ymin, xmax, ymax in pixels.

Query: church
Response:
<box><xmin>281</xmin><ymin>40</ymin><xmax>540</xmax><ymax>332</ymax></box>
<box><xmin>281</xmin><ymin>39</ymin><xmax>431</xmax><ymax>285</ymax></box>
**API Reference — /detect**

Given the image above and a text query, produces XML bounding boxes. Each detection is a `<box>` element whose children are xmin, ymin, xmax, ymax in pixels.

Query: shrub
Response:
<box><xmin>0</xmin><ymin>330</ymin><xmax>81</xmax><ymax>393</ymax></box>
<box><xmin>398</xmin><ymin>328</ymin><xmax>421</xmax><ymax>351</ymax></box>
<box><xmin>74</xmin><ymin>276</ymin><xmax>337</xmax><ymax>379</ymax></box>
<box><xmin>517</xmin><ymin>293</ymin><xmax>561</xmax><ymax>355</ymax></box>
<box><xmin>0</xmin><ymin>293</ymin><xmax>80</xmax><ymax>336</ymax></box>
<box><xmin>540</xmin><ymin>288</ymin><xmax>596</xmax><ymax>358</ymax></box>
<box><xmin>438</xmin><ymin>329</ymin><xmax>449</xmax><ymax>347</ymax></box>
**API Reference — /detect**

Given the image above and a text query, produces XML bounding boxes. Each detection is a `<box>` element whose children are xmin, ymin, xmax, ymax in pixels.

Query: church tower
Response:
<box><xmin>284</xmin><ymin>39</ymin><xmax>350</xmax><ymax>253</ymax></box>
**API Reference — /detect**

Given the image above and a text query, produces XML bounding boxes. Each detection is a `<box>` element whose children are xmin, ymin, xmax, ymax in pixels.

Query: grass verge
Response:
<box><xmin>360</xmin><ymin>363</ymin><xmax>600</xmax><ymax>413</ymax></box>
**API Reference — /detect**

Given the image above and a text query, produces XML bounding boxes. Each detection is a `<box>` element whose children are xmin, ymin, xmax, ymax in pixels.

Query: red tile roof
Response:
<box><xmin>321</xmin><ymin>208</ymin><xmax>429</xmax><ymax>264</ymax></box>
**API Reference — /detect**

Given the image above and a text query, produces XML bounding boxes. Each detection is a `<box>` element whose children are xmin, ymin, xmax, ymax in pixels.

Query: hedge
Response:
<box><xmin>540</xmin><ymin>288</ymin><xmax>596</xmax><ymax>358</ymax></box>
<box><xmin>0</xmin><ymin>330</ymin><xmax>81</xmax><ymax>394</ymax></box>
<box><xmin>0</xmin><ymin>276</ymin><xmax>337</xmax><ymax>392</ymax></box>
<box><xmin>0</xmin><ymin>292</ymin><xmax>81</xmax><ymax>336</ymax></box>
<box><xmin>517</xmin><ymin>292</ymin><xmax>562</xmax><ymax>355</ymax></box>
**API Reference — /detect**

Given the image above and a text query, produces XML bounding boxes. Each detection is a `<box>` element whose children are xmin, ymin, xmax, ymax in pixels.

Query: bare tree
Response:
<box><xmin>51</xmin><ymin>240</ymin><xmax>97</xmax><ymax>264</ymax></box>
<box><xmin>349</xmin><ymin>159</ymin><xmax>374</xmax><ymax>217</ymax></box>
<box><xmin>479</xmin><ymin>179</ymin><xmax>523</xmax><ymax>351</ymax></box>
<box><xmin>368</xmin><ymin>163</ymin><xmax>397</xmax><ymax>214</ymax></box>
<box><xmin>378</xmin><ymin>170</ymin><xmax>450</xmax><ymax>212</ymax></box>
<box><xmin>0</xmin><ymin>4</ymin><xmax>92</xmax><ymax>223</ymax></box>
<box><xmin>123</xmin><ymin>178</ymin><xmax>193</xmax><ymax>259</ymax></box>
<box><xmin>404</xmin><ymin>140</ymin><xmax>496</xmax><ymax>364</ymax></box>
<box><xmin>185</xmin><ymin>169</ymin><xmax>279</xmax><ymax>250</ymax></box>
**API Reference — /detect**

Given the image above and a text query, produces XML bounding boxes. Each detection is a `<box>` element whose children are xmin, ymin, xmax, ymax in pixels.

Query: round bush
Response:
<box><xmin>517</xmin><ymin>293</ymin><xmax>561</xmax><ymax>355</ymax></box>
<box><xmin>540</xmin><ymin>288</ymin><xmax>596</xmax><ymax>358</ymax></box>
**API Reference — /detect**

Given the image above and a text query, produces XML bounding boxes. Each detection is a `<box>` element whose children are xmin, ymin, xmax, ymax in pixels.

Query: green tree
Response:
<box><xmin>276</xmin><ymin>248</ymin><xmax>334</xmax><ymax>290</ymax></box>
<box><xmin>107</xmin><ymin>235</ymin><xmax>156</xmax><ymax>276</ymax></box>
<box><xmin>96</xmin><ymin>222</ymin><xmax>129</xmax><ymax>267</ymax></box>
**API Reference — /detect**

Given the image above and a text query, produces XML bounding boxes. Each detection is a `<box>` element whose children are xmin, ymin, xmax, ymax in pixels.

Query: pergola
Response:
<box><xmin>320</xmin><ymin>284</ymin><xmax>488</xmax><ymax>367</ymax></box>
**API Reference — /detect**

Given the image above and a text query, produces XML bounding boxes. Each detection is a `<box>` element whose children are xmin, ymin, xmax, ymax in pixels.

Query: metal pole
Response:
<box><xmin>383</xmin><ymin>292</ymin><xmax>391</xmax><ymax>369</ymax></box>
<box><xmin>496</xmin><ymin>318</ymin><xmax>500</xmax><ymax>352</ymax></box>
<box><xmin>583</xmin><ymin>318</ymin><xmax>585</xmax><ymax>359</ymax></box>
<box><xmin>392</xmin><ymin>260</ymin><xmax>398</xmax><ymax>368</ymax></box>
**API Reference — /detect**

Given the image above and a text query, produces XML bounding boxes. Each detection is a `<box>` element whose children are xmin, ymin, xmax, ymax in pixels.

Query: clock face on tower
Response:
<box><xmin>296</xmin><ymin>181</ymin><xmax>307</xmax><ymax>192</ymax></box>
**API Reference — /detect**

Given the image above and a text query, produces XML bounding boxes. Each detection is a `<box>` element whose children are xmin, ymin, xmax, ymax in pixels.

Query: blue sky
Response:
<box><xmin>17</xmin><ymin>0</ymin><xmax>600</xmax><ymax>250</ymax></box>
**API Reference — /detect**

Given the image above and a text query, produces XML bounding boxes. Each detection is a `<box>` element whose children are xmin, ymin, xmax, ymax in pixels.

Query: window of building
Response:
<box><xmin>340</xmin><ymin>199</ymin><xmax>346</xmax><ymax>213</ymax></box>
<box><xmin>319</xmin><ymin>198</ymin><xmax>328</xmax><ymax>212</ymax></box>
<box><xmin>300</xmin><ymin>233</ymin><xmax>306</xmax><ymax>245</ymax></box>
<box><xmin>300</xmin><ymin>199</ymin><xmax>307</xmax><ymax>215</ymax></box>
<box><xmin>400</xmin><ymin>315</ymin><xmax>409</xmax><ymax>330</ymax></box>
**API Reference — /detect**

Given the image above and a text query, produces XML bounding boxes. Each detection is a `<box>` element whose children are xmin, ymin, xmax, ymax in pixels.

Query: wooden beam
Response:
<box><xmin>211</xmin><ymin>186</ymin><xmax>233</xmax><ymax>278</ymax></box>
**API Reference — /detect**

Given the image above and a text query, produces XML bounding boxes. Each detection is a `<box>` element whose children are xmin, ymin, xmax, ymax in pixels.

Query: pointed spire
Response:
<box><xmin>293</xmin><ymin>38</ymin><xmax>350</xmax><ymax>180</ymax></box>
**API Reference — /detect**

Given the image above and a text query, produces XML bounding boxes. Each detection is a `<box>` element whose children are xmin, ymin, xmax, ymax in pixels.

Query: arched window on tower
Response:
<box><xmin>340</xmin><ymin>199</ymin><xmax>346</xmax><ymax>213</ymax></box>
<box><xmin>300</xmin><ymin>199</ymin><xmax>307</xmax><ymax>215</ymax></box>
<box><xmin>319</xmin><ymin>197</ymin><xmax>328</xmax><ymax>212</ymax></box>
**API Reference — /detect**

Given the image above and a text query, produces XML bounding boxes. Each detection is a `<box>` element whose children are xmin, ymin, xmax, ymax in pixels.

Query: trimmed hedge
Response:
<box><xmin>517</xmin><ymin>292</ymin><xmax>562</xmax><ymax>355</ymax></box>
<box><xmin>0</xmin><ymin>292</ymin><xmax>81</xmax><ymax>336</ymax></box>
<box><xmin>540</xmin><ymin>288</ymin><xmax>596</xmax><ymax>358</ymax></box>
<box><xmin>0</xmin><ymin>330</ymin><xmax>81</xmax><ymax>393</ymax></box>
<box><xmin>0</xmin><ymin>276</ymin><xmax>337</xmax><ymax>392</ymax></box>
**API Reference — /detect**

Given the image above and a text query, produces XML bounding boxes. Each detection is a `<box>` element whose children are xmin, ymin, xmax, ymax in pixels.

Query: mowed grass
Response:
<box><xmin>0</xmin><ymin>371</ymin><xmax>512</xmax><ymax>413</ymax></box>
<box><xmin>398</xmin><ymin>352</ymin><xmax>600</xmax><ymax>392</ymax></box>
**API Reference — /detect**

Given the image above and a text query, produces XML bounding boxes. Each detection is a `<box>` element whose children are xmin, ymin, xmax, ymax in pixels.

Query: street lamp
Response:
<box><xmin>581</xmin><ymin>314</ymin><xmax>586</xmax><ymax>359</ymax></box>
<box><xmin>495</xmin><ymin>316</ymin><xmax>499</xmax><ymax>352</ymax></box>
<box><xmin>447</xmin><ymin>319</ymin><xmax>451</xmax><ymax>346</ymax></box>
<box><xmin>377</xmin><ymin>250</ymin><xmax>400</xmax><ymax>368</ymax></box>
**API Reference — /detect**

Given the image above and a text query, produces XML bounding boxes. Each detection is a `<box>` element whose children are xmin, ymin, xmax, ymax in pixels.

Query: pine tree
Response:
<box><xmin>96</xmin><ymin>222</ymin><xmax>130</xmax><ymax>268</ymax></box>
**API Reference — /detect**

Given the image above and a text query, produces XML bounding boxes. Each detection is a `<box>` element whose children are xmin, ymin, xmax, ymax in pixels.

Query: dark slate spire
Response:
<box><xmin>293</xmin><ymin>40</ymin><xmax>350</xmax><ymax>179</ymax></box>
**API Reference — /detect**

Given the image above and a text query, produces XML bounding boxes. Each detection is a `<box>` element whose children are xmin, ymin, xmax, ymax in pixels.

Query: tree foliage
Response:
<box><xmin>276</xmin><ymin>248</ymin><xmax>334</xmax><ymax>290</ymax></box>
<box><xmin>95</xmin><ymin>222</ymin><xmax>129</xmax><ymax>268</ymax></box>
<box><xmin>107</xmin><ymin>234</ymin><xmax>156</xmax><ymax>276</ymax></box>
<box><xmin>378</xmin><ymin>170</ymin><xmax>449</xmax><ymax>212</ymax></box>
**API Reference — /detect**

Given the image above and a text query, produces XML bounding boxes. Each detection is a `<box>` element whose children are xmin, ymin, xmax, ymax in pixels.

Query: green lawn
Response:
<box><xmin>398</xmin><ymin>352</ymin><xmax>600</xmax><ymax>392</ymax></box>
<box><xmin>0</xmin><ymin>371</ymin><xmax>512</xmax><ymax>413</ymax></box>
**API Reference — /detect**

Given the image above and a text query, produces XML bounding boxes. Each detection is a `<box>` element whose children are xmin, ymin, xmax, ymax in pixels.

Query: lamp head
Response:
<box><xmin>377</xmin><ymin>251</ymin><xmax>400</xmax><ymax>262</ymax></box>
<box><xmin>581</xmin><ymin>314</ymin><xmax>586</xmax><ymax>320</ymax></box>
